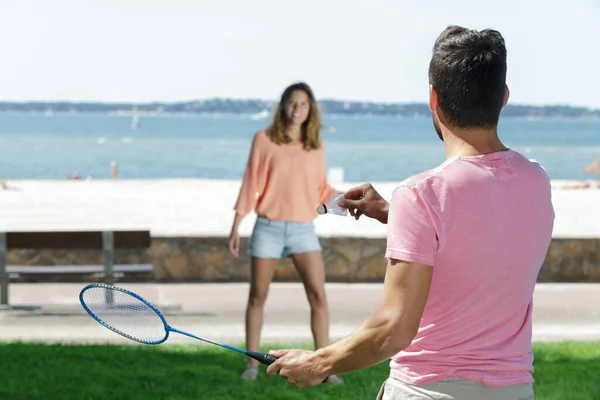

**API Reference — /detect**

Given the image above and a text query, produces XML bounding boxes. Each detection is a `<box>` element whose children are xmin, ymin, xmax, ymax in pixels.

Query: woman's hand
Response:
<box><xmin>228</xmin><ymin>230</ymin><xmax>241</xmax><ymax>258</ymax></box>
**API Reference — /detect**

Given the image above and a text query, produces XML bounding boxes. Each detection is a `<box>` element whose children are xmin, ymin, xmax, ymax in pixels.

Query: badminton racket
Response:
<box><xmin>78</xmin><ymin>283</ymin><xmax>277</xmax><ymax>365</ymax></box>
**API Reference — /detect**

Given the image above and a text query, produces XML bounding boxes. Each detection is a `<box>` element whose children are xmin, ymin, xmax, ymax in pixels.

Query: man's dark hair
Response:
<box><xmin>428</xmin><ymin>26</ymin><xmax>507</xmax><ymax>129</ymax></box>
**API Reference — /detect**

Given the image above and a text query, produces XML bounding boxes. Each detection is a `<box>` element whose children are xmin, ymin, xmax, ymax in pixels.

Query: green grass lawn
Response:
<box><xmin>0</xmin><ymin>341</ymin><xmax>598</xmax><ymax>400</ymax></box>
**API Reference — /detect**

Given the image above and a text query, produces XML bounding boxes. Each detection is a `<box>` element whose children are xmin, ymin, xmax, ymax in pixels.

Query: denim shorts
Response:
<box><xmin>247</xmin><ymin>216</ymin><xmax>322</xmax><ymax>258</ymax></box>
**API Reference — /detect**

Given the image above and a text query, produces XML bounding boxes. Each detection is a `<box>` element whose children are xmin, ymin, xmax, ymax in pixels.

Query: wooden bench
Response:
<box><xmin>0</xmin><ymin>230</ymin><xmax>151</xmax><ymax>306</ymax></box>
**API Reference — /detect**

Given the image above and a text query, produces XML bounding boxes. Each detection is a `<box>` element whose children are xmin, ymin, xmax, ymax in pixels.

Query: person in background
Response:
<box><xmin>110</xmin><ymin>161</ymin><xmax>119</xmax><ymax>179</ymax></box>
<box><xmin>228</xmin><ymin>82</ymin><xmax>343</xmax><ymax>384</ymax></box>
<box><xmin>265</xmin><ymin>26</ymin><xmax>554</xmax><ymax>400</ymax></box>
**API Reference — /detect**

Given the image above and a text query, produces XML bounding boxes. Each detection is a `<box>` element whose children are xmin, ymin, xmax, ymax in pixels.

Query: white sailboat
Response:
<box><xmin>130</xmin><ymin>106</ymin><xmax>140</xmax><ymax>129</ymax></box>
<box><xmin>250</xmin><ymin>109</ymin><xmax>270</xmax><ymax>120</ymax></box>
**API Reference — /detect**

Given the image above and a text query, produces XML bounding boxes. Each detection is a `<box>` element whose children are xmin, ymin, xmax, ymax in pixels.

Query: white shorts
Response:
<box><xmin>376</xmin><ymin>376</ymin><xmax>534</xmax><ymax>400</ymax></box>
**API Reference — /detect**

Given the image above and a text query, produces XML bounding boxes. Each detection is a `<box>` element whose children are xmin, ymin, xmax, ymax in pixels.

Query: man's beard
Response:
<box><xmin>432</xmin><ymin>114</ymin><xmax>443</xmax><ymax>142</ymax></box>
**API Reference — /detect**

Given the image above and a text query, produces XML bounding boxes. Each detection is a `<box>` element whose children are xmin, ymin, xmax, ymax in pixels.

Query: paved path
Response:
<box><xmin>1</xmin><ymin>282</ymin><xmax>599</xmax><ymax>345</ymax></box>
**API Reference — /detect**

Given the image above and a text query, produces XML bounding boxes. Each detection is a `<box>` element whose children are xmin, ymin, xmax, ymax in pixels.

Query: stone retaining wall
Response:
<box><xmin>6</xmin><ymin>236</ymin><xmax>600</xmax><ymax>283</ymax></box>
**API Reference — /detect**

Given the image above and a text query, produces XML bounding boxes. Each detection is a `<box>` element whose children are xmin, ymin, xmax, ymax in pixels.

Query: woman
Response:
<box><xmin>228</xmin><ymin>82</ymin><xmax>343</xmax><ymax>384</ymax></box>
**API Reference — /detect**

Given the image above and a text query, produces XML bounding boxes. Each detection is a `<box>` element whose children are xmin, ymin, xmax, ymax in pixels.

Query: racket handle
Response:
<box><xmin>245</xmin><ymin>351</ymin><xmax>329</xmax><ymax>384</ymax></box>
<box><xmin>246</xmin><ymin>351</ymin><xmax>278</xmax><ymax>365</ymax></box>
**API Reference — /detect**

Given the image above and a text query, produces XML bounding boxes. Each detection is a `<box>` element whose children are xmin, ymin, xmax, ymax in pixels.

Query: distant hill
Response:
<box><xmin>0</xmin><ymin>99</ymin><xmax>598</xmax><ymax>118</ymax></box>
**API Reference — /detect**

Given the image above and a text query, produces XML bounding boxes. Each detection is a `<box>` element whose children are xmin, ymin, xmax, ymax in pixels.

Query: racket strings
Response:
<box><xmin>81</xmin><ymin>287</ymin><xmax>166</xmax><ymax>343</ymax></box>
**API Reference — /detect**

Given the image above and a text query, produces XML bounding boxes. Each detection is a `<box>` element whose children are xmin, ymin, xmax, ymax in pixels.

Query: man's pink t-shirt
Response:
<box><xmin>385</xmin><ymin>149</ymin><xmax>554</xmax><ymax>387</ymax></box>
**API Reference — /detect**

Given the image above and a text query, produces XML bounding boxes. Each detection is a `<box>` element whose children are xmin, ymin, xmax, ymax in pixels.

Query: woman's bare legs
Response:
<box><xmin>292</xmin><ymin>251</ymin><xmax>343</xmax><ymax>383</ymax></box>
<box><xmin>291</xmin><ymin>251</ymin><xmax>330</xmax><ymax>351</ymax></box>
<box><xmin>243</xmin><ymin>256</ymin><xmax>277</xmax><ymax>377</ymax></box>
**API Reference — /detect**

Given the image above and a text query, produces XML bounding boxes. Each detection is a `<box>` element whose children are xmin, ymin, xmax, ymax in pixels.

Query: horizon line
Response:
<box><xmin>0</xmin><ymin>98</ymin><xmax>597</xmax><ymax>111</ymax></box>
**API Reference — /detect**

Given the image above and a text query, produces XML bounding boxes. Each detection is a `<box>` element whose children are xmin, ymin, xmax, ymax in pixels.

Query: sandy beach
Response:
<box><xmin>0</xmin><ymin>178</ymin><xmax>599</xmax><ymax>238</ymax></box>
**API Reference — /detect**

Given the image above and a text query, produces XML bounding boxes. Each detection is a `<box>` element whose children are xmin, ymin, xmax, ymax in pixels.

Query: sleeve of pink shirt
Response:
<box><xmin>385</xmin><ymin>185</ymin><xmax>441</xmax><ymax>266</ymax></box>
<box><xmin>233</xmin><ymin>133</ymin><xmax>265</xmax><ymax>217</ymax></box>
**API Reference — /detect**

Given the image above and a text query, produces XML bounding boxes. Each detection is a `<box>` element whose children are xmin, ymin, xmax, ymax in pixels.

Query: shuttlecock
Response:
<box><xmin>316</xmin><ymin>193</ymin><xmax>348</xmax><ymax>216</ymax></box>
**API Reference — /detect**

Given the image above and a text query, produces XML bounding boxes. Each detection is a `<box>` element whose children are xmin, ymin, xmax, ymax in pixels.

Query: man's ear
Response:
<box><xmin>502</xmin><ymin>85</ymin><xmax>510</xmax><ymax>108</ymax></box>
<box><xmin>429</xmin><ymin>85</ymin><xmax>439</xmax><ymax>112</ymax></box>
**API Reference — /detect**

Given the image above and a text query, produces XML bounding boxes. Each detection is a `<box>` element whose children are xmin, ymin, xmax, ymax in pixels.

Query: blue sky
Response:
<box><xmin>1</xmin><ymin>0</ymin><xmax>599</xmax><ymax>108</ymax></box>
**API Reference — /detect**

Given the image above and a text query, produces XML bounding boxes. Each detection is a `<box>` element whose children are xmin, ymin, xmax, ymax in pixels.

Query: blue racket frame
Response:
<box><xmin>79</xmin><ymin>283</ymin><xmax>277</xmax><ymax>365</ymax></box>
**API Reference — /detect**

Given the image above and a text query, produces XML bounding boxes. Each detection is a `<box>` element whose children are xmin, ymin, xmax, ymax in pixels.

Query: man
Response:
<box><xmin>265</xmin><ymin>25</ymin><xmax>554</xmax><ymax>399</ymax></box>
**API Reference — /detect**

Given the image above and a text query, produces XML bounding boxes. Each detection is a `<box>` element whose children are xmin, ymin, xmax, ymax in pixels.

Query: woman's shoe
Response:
<box><xmin>241</xmin><ymin>367</ymin><xmax>258</xmax><ymax>380</ymax></box>
<box><xmin>324</xmin><ymin>374</ymin><xmax>344</xmax><ymax>384</ymax></box>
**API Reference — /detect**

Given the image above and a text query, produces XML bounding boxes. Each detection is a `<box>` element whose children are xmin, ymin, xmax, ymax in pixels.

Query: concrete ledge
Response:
<box><xmin>6</xmin><ymin>236</ymin><xmax>600</xmax><ymax>283</ymax></box>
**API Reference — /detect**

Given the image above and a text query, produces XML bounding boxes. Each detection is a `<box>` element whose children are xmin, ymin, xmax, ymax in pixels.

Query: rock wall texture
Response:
<box><xmin>6</xmin><ymin>237</ymin><xmax>600</xmax><ymax>283</ymax></box>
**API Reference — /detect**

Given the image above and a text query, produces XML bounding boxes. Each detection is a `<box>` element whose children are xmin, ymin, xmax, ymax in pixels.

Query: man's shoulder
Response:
<box><xmin>392</xmin><ymin>155</ymin><xmax>489</xmax><ymax>202</ymax></box>
<box><xmin>390</xmin><ymin>168</ymin><xmax>447</xmax><ymax>208</ymax></box>
<box><xmin>394</xmin><ymin>150</ymin><xmax>551</xmax><ymax>198</ymax></box>
<box><xmin>516</xmin><ymin>154</ymin><xmax>551</xmax><ymax>180</ymax></box>
<box><xmin>395</xmin><ymin>159</ymin><xmax>456</xmax><ymax>193</ymax></box>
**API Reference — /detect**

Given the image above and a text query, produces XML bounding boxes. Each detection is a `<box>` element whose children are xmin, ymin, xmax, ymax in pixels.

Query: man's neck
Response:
<box><xmin>442</xmin><ymin>126</ymin><xmax>507</xmax><ymax>159</ymax></box>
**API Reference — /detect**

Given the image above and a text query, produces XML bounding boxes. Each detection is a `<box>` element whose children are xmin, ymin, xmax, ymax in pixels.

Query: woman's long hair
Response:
<box><xmin>266</xmin><ymin>82</ymin><xmax>322</xmax><ymax>151</ymax></box>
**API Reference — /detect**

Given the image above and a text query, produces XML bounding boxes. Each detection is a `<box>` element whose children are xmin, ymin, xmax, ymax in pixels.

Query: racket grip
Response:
<box><xmin>246</xmin><ymin>351</ymin><xmax>329</xmax><ymax>384</ymax></box>
<box><xmin>263</xmin><ymin>354</ymin><xmax>278</xmax><ymax>365</ymax></box>
<box><xmin>246</xmin><ymin>351</ymin><xmax>278</xmax><ymax>365</ymax></box>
